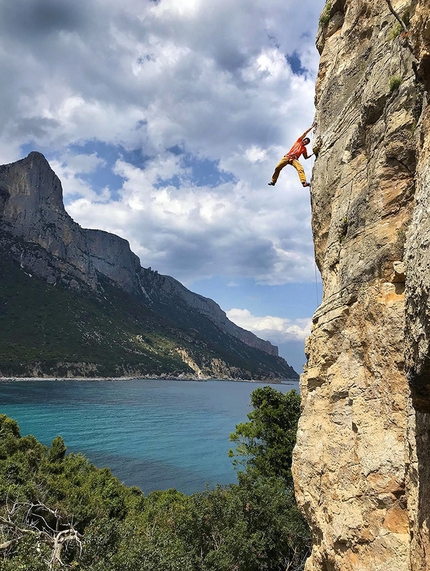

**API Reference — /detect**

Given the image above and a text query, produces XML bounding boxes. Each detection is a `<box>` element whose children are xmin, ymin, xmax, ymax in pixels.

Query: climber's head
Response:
<box><xmin>303</xmin><ymin>137</ymin><xmax>310</xmax><ymax>145</ymax></box>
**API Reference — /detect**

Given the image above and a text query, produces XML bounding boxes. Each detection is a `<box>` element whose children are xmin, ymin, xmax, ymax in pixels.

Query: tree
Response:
<box><xmin>0</xmin><ymin>394</ymin><xmax>310</xmax><ymax>571</ymax></box>
<box><xmin>48</xmin><ymin>436</ymin><xmax>67</xmax><ymax>463</ymax></box>
<box><xmin>229</xmin><ymin>386</ymin><xmax>301</xmax><ymax>486</ymax></box>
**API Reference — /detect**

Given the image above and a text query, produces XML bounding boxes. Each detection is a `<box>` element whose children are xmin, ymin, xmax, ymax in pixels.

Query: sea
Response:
<box><xmin>0</xmin><ymin>379</ymin><xmax>299</xmax><ymax>496</ymax></box>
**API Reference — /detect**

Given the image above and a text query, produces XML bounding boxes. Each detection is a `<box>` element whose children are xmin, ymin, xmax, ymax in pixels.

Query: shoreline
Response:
<box><xmin>0</xmin><ymin>376</ymin><xmax>299</xmax><ymax>385</ymax></box>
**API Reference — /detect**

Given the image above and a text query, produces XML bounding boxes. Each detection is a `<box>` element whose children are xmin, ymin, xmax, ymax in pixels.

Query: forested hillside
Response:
<box><xmin>0</xmin><ymin>232</ymin><xmax>296</xmax><ymax>380</ymax></box>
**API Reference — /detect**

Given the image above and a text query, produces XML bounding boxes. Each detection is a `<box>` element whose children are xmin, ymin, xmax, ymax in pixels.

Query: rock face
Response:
<box><xmin>0</xmin><ymin>152</ymin><xmax>278</xmax><ymax>360</ymax></box>
<box><xmin>292</xmin><ymin>1</ymin><xmax>430</xmax><ymax>569</ymax></box>
<box><xmin>0</xmin><ymin>151</ymin><xmax>141</xmax><ymax>292</ymax></box>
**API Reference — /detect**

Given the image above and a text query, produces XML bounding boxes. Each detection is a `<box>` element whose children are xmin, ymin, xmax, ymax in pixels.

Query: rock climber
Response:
<box><xmin>268</xmin><ymin>125</ymin><xmax>314</xmax><ymax>188</ymax></box>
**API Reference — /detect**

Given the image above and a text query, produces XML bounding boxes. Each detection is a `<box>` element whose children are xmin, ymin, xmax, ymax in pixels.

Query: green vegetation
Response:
<box><xmin>389</xmin><ymin>75</ymin><xmax>402</xmax><ymax>92</ymax></box>
<box><xmin>0</xmin><ymin>240</ymin><xmax>296</xmax><ymax>380</ymax></box>
<box><xmin>229</xmin><ymin>386</ymin><xmax>301</xmax><ymax>486</ymax></box>
<box><xmin>387</xmin><ymin>8</ymin><xmax>410</xmax><ymax>40</ymax></box>
<box><xmin>0</xmin><ymin>387</ymin><xmax>310</xmax><ymax>570</ymax></box>
<box><xmin>319</xmin><ymin>1</ymin><xmax>332</xmax><ymax>26</ymax></box>
<box><xmin>0</xmin><ymin>251</ymin><xmax>192</xmax><ymax>377</ymax></box>
<box><xmin>339</xmin><ymin>216</ymin><xmax>348</xmax><ymax>243</ymax></box>
<box><xmin>387</xmin><ymin>21</ymin><xmax>403</xmax><ymax>40</ymax></box>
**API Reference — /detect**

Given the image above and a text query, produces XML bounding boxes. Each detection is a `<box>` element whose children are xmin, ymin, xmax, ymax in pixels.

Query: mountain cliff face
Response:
<box><xmin>0</xmin><ymin>152</ymin><xmax>294</xmax><ymax>380</ymax></box>
<box><xmin>292</xmin><ymin>1</ymin><xmax>430</xmax><ymax>569</ymax></box>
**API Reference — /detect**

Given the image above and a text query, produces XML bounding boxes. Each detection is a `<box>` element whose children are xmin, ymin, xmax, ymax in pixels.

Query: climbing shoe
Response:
<box><xmin>268</xmin><ymin>182</ymin><xmax>275</xmax><ymax>186</ymax></box>
<box><xmin>302</xmin><ymin>182</ymin><xmax>310</xmax><ymax>187</ymax></box>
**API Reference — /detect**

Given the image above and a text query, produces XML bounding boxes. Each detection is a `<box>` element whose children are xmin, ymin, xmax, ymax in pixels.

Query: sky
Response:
<box><xmin>0</xmin><ymin>0</ymin><xmax>326</xmax><ymax>373</ymax></box>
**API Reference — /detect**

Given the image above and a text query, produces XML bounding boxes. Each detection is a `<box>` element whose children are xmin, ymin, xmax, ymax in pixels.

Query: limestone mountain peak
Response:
<box><xmin>0</xmin><ymin>152</ymin><xmax>292</xmax><ymax>379</ymax></box>
<box><xmin>0</xmin><ymin>150</ymin><xmax>66</xmax><ymax>226</ymax></box>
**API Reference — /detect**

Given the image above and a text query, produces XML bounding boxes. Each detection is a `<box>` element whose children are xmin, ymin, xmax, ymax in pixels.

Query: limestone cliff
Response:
<box><xmin>0</xmin><ymin>152</ymin><xmax>278</xmax><ymax>360</ymax></box>
<box><xmin>292</xmin><ymin>1</ymin><xmax>430</xmax><ymax>569</ymax></box>
<box><xmin>0</xmin><ymin>151</ymin><xmax>141</xmax><ymax>293</ymax></box>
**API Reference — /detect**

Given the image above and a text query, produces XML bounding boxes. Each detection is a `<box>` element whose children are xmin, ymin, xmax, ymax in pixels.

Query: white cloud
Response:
<box><xmin>49</xmin><ymin>154</ymin><xmax>111</xmax><ymax>203</ymax></box>
<box><xmin>0</xmin><ymin>0</ymin><xmax>326</xmax><ymax>290</ymax></box>
<box><xmin>227</xmin><ymin>308</ymin><xmax>311</xmax><ymax>343</ymax></box>
<box><xmin>65</xmin><ymin>152</ymin><xmax>106</xmax><ymax>174</ymax></box>
<box><xmin>244</xmin><ymin>146</ymin><xmax>268</xmax><ymax>163</ymax></box>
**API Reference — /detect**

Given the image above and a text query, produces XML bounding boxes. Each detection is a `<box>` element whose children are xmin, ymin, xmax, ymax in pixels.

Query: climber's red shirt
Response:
<box><xmin>286</xmin><ymin>138</ymin><xmax>307</xmax><ymax>160</ymax></box>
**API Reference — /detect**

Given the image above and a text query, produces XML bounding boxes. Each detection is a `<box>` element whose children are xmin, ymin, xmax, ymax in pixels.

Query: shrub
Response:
<box><xmin>389</xmin><ymin>75</ymin><xmax>402</xmax><ymax>92</ymax></box>
<box><xmin>387</xmin><ymin>21</ymin><xmax>403</xmax><ymax>41</ymax></box>
<box><xmin>319</xmin><ymin>1</ymin><xmax>332</xmax><ymax>25</ymax></box>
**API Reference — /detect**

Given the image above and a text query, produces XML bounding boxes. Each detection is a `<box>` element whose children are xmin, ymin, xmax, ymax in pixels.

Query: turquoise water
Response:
<box><xmin>0</xmin><ymin>379</ymin><xmax>298</xmax><ymax>495</ymax></box>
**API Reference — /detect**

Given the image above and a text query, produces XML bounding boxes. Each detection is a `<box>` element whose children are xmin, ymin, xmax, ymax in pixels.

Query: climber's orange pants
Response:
<box><xmin>271</xmin><ymin>155</ymin><xmax>306</xmax><ymax>185</ymax></box>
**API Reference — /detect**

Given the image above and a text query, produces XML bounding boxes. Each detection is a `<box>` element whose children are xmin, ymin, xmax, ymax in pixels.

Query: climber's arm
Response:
<box><xmin>299</xmin><ymin>123</ymin><xmax>315</xmax><ymax>140</ymax></box>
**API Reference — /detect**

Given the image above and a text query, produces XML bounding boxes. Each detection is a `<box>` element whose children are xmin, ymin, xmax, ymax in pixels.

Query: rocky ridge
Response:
<box><xmin>292</xmin><ymin>1</ymin><xmax>430</xmax><ymax>570</ymax></box>
<box><xmin>0</xmin><ymin>152</ymin><xmax>278</xmax><ymax>358</ymax></box>
<box><xmin>0</xmin><ymin>152</ymin><xmax>294</xmax><ymax>380</ymax></box>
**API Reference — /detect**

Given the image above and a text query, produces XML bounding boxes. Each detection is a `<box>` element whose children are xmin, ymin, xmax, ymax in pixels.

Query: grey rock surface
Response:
<box><xmin>292</xmin><ymin>1</ymin><xmax>430</xmax><ymax>570</ymax></box>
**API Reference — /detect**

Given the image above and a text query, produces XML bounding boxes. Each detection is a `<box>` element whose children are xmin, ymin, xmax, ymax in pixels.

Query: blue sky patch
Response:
<box><xmin>286</xmin><ymin>51</ymin><xmax>308</xmax><ymax>76</ymax></box>
<box><xmin>160</xmin><ymin>147</ymin><xmax>236</xmax><ymax>188</ymax></box>
<box><xmin>190</xmin><ymin>275</ymin><xmax>320</xmax><ymax>319</ymax></box>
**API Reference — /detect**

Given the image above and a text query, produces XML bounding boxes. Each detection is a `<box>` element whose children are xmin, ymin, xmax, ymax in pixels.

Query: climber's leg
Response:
<box><xmin>291</xmin><ymin>159</ymin><xmax>307</xmax><ymax>185</ymax></box>
<box><xmin>269</xmin><ymin>156</ymin><xmax>292</xmax><ymax>185</ymax></box>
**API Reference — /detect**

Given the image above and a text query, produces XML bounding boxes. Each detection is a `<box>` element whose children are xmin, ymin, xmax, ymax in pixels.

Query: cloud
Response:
<box><xmin>0</xmin><ymin>0</ymin><xmax>325</xmax><ymax>287</ymax></box>
<box><xmin>66</xmin><ymin>152</ymin><xmax>315</xmax><ymax>284</ymax></box>
<box><xmin>226</xmin><ymin>308</ymin><xmax>311</xmax><ymax>344</ymax></box>
<box><xmin>49</xmin><ymin>153</ymin><xmax>112</xmax><ymax>203</ymax></box>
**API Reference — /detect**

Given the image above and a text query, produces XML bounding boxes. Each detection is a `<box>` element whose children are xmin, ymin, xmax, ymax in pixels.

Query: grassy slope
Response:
<box><xmin>0</xmin><ymin>254</ymin><xmax>296</xmax><ymax>379</ymax></box>
<box><xmin>0</xmin><ymin>256</ymin><xmax>193</xmax><ymax>376</ymax></box>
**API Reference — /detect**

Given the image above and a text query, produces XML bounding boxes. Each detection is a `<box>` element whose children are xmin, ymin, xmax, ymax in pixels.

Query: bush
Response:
<box><xmin>319</xmin><ymin>1</ymin><xmax>332</xmax><ymax>25</ymax></box>
<box><xmin>229</xmin><ymin>387</ymin><xmax>301</xmax><ymax>486</ymax></box>
<box><xmin>389</xmin><ymin>75</ymin><xmax>402</xmax><ymax>92</ymax></box>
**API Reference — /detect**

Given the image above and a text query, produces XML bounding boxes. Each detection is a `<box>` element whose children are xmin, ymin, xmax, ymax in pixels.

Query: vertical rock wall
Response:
<box><xmin>404</xmin><ymin>2</ymin><xmax>430</xmax><ymax>569</ymax></box>
<box><xmin>293</xmin><ymin>0</ymin><xmax>430</xmax><ymax>569</ymax></box>
<box><xmin>0</xmin><ymin>151</ymin><xmax>143</xmax><ymax>292</ymax></box>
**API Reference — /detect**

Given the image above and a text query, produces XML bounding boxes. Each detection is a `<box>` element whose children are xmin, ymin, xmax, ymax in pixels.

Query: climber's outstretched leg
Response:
<box><xmin>268</xmin><ymin>155</ymin><xmax>292</xmax><ymax>186</ymax></box>
<box><xmin>291</xmin><ymin>159</ymin><xmax>309</xmax><ymax>186</ymax></box>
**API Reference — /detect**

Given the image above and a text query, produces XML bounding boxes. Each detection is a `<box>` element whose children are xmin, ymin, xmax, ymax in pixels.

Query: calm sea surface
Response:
<box><xmin>0</xmin><ymin>379</ymin><xmax>299</xmax><ymax>495</ymax></box>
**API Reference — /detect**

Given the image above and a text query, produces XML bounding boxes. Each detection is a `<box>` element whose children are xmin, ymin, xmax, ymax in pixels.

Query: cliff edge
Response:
<box><xmin>292</xmin><ymin>1</ymin><xmax>430</xmax><ymax>569</ymax></box>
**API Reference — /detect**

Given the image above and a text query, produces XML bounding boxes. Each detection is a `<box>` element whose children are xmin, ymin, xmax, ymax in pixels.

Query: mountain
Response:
<box><xmin>0</xmin><ymin>152</ymin><xmax>297</xmax><ymax>381</ymax></box>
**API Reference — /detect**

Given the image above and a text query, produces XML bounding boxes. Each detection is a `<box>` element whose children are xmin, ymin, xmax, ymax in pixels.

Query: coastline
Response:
<box><xmin>0</xmin><ymin>375</ymin><xmax>298</xmax><ymax>385</ymax></box>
